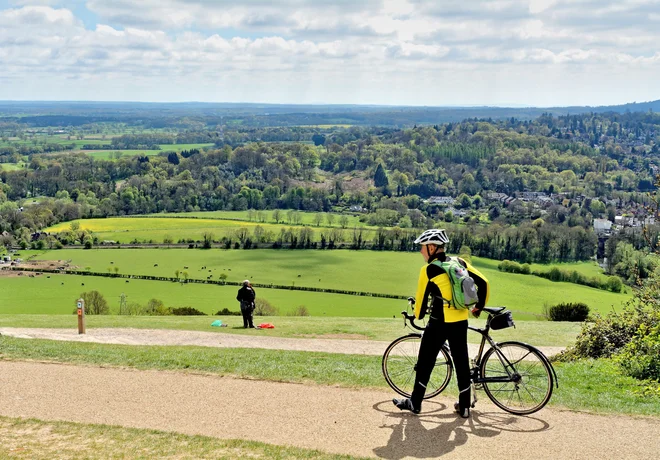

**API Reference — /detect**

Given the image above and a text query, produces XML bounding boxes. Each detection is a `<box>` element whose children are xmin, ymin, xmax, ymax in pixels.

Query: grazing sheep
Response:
<box><xmin>297</xmin><ymin>274</ymin><xmax>301</xmax><ymax>277</ymax></box>
<box><xmin>81</xmin><ymin>283</ymin><xmax>84</xmax><ymax>286</ymax></box>
<box><xmin>184</xmin><ymin>266</ymin><xmax>189</xmax><ymax>269</ymax></box>
<box><xmin>125</xmin><ymin>280</ymin><xmax>129</xmax><ymax>283</ymax></box>
<box><xmin>154</xmin><ymin>264</ymin><xmax>158</xmax><ymax>267</ymax></box>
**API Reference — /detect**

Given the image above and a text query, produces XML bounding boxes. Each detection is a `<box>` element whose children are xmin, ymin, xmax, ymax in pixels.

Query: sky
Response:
<box><xmin>0</xmin><ymin>0</ymin><xmax>658</xmax><ymax>107</ymax></box>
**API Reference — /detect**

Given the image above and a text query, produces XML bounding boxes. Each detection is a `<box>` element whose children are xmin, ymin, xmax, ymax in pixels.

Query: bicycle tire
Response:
<box><xmin>480</xmin><ymin>341</ymin><xmax>554</xmax><ymax>415</ymax></box>
<box><xmin>382</xmin><ymin>334</ymin><xmax>452</xmax><ymax>399</ymax></box>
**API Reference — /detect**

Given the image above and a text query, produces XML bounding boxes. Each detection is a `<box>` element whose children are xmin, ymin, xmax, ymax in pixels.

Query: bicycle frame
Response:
<box><xmin>468</xmin><ymin>324</ymin><xmax>517</xmax><ymax>384</ymax></box>
<box><xmin>403</xmin><ymin>306</ymin><xmax>558</xmax><ymax>389</ymax></box>
<box><xmin>464</xmin><ymin>323</ymin><xmax>559</xmax><ymax>388</ymax></box>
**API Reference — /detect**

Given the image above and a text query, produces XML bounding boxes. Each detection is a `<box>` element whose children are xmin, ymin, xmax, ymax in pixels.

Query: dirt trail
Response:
<box><xmin>0</xmin><ymin>361</ymin><xmax>658</xmax><ymax>459</ymax></box>
<box><xmin>0</xmin><ymin>327</ymin><xmax>566</xmax><ymax>357</ymax></box>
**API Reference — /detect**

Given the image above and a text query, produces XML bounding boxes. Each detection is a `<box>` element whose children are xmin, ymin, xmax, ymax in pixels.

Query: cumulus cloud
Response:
<box><xmin>0</xmin><ymin>1</ymin><xmax>658</xmax><ymax>105</ymax></box>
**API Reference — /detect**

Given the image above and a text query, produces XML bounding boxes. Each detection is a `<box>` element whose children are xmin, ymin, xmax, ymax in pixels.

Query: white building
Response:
<box><xmin>593</xmin><ymin>218</ymin><xmax>613</xmax><ymax>233</ymax></box>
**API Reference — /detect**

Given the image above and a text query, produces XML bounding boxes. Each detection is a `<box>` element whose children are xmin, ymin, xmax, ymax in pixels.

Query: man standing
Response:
<box><xmin>237</xmin><ymin>279</ymin><xmax>256</xmax><ymax>328</ymax></box>
<box><xmin>393</xmin><ymin>229</ymin><xmax>489</xmax><ymax>418</ymax></box>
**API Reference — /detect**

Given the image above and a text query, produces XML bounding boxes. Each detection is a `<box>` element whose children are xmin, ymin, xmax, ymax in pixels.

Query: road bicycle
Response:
<box><xmin>382</xmin><ymin>302</ymin><xmax>558</xmax><ymax>415</ymax></box>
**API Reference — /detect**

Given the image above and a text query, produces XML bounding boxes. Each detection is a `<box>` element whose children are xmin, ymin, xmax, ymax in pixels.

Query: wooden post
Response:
<box><xmin>77</xmin><ymin>298</ymin><xmax>86</xmax><ymax>334</ymax></box>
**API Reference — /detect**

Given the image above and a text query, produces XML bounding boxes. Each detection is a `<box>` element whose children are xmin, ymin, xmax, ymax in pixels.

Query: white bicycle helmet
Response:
<box><xmin>414</xmin><ymin>228</ymin><xmax>449</xmax><ymax>246</ymax></box>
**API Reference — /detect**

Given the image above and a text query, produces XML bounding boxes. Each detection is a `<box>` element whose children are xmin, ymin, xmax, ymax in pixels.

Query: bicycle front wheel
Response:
<box><xmin>480</xmin><ymin>341</ymin><xmax>553</xmax><ymax>415</ymax></box>
<box><xmin>382</xmin><ymin>334</ymin><xmax>452</xmax><ymax>399</ymax></box>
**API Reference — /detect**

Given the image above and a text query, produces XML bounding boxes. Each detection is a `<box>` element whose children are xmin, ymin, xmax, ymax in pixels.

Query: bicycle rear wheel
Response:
<box><xmin>382</xmin><ymin>334</ymin><xmax>452</xmax><ymax>399</ymax></box>
<box><xmin>480</xmin><ymin>341</ymin><xmax>553</xmax><ymax>415</ymax></box>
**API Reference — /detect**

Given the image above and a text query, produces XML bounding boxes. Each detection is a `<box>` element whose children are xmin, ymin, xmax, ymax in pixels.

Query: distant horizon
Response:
<box><xmin>1</xmin><ymin>98</ymin><xmax>658</xmax><ymax>111</ymax></box>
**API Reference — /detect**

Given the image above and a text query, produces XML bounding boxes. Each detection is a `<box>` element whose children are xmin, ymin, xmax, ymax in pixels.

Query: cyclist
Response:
<box><xmin>393</xmin><ymin>228</ymin><xmax>490</xmax><ymax>418</ymax></box>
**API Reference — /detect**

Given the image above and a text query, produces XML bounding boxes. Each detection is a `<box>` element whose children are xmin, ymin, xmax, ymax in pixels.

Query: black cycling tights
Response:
<box><xmin>411</xmin><ymin>318</ymin><xmax>471</xmax><ymax>411</ymax></box>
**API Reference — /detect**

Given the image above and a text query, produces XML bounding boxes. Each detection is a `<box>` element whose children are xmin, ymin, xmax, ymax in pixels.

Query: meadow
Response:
<box><xmin>16</xmin><ymin>248</ymin><xmax>630</xmax><ymax>317</ymax></box>
<box><xmin>0</xmin><ymin>272</ymin><xmax>406</xmax><ymax>318</ymax></box>
<box><xmin>44</xmin><ymin>216</ymin><xmax>380</xmax><ymax>243</ymax></box>
<box><xmin>160</xmin><ymin>210</ymin><xmax>369</xmax><ymax>228</ymax></box>
<box><xmin>0</xmin><ymin>163</ymin><xmax>25</xmax><ymax>171</ymax></box>
<box><xmin>81</xmin><ymin>143</ymin><xmax>216</xmax><ymax>160</ymax></box>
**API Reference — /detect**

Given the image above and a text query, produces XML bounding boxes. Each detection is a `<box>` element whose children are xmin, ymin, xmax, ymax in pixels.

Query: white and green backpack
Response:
<box><xmin>432</xmin><ymin>258</ymin><xmax>479</xmax><ymax>309</ymax></box>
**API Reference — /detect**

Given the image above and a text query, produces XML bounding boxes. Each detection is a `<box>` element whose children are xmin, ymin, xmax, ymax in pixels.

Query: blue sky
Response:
<box><xmin>0</xmin><ymin>0</ymin><xmax>658</xmax><ymax>107</ymax></box>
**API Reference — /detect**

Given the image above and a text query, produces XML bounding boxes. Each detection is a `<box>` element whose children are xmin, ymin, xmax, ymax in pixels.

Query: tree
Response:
<box><xmin>202</xmin><ymin>232</ymin><xmax>214</xmax><ymax>249</ymax></box>
<box><xmin>312</xmin><ymin>134</ymin><xmax>326</xmax><ymax>146</ymax></box>
<box><xmin>79</xmin><ymin>291</ymin><xmax>109</xmax><ymax>315</ymax></box>
<box><xmin>374</xmin><ymin>163</ymin><xmax>389</xmax><ymax>187</ymax></box>
<box><xmin>167</xmin><ymin>152</ymin><xmax>180</xmax><ymax>165</ymax></box>
<box><xmin>339</xmin><ymin>215</ymin><xmax>349</xmax><ymax>228</ymax></box>
<box><xmin>313</xmin><ymin>213</ymin><xmax>323</xmax><ymax>227</ymax></box>
<box><xmin>272</xmin><ymin>209</ymin><xmax>282</xmax><ymax>223</ymax></box>
<box><xmin>326</xmin><ymin>213</ymin><xmax>335</xmax><ymax>226</ymax></box>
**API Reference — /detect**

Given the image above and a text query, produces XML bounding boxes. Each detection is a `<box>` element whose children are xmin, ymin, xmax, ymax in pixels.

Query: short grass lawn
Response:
<box><xmin>0</xmin><ymin>416</ymin><xmax>361</xmax><ymax>460</ymax></box>
<box><xmin>0</xmin><ymin>314</ymin><xmax>581</xmax><ymax>347</ymax></box>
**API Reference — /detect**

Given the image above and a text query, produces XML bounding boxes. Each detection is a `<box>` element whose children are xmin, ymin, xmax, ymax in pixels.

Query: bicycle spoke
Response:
<box><xmin>383</xmin><ymin>335</ymin><xmax>453</xmax><ymax>399</ymax></box>
<box><xmin>480</xmin><ymin>342</ymin><xmax>553</xmax><ymax>415</ymax></box>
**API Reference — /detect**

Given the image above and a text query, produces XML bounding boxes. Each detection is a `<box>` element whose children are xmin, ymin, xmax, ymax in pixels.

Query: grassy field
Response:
<box><xmin>82</xmin><ymin>143</ymin><xmax>216</xmax><ymax>159</ymax></box>
<box><xmin>0</xmin><ymin>314</ymin><xmax>581</xmax><ymax>346</ymax></box>
<box><xmin>528</xmin><ymin>260</ymin><xmax>610</xmax><ymax>281</ymax></box>
<box><xmin>44</xmin><ymin>216</ymin><xmax>380</xmax><ymax>243</ymax></box>
<box><xmin>15</xmin><ymin>248</ymin><xmax>630</xmax><ymax>317</ymax></box>
<box><xmin>0</xmin><ymin>416</ymin><xmax>359</xmax><ymax>460</ymax></box>
<box><xmin>160</xmin><ymin>210</ymin><xmax>369</xmax><ymax>228</ymax></box>
<box><xmin>0</xmin><ymin>272</ymin><xmax>409</xmax><ymax>318</ymax></box>
<box><xmin>1</xmin><ymin>336</ymin><xmax>657</xmax><ymax>416</ymax></box>
<box><xmin>0</xmin><ymin>163</ymin><xmax>25</xmax><ymax>171</ymax></box>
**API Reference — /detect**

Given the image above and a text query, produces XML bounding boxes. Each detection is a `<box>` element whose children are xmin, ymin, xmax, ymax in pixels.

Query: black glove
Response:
<box><xmin>407</xmin><ymin>297</ymin><xmax>415</xmax><ymax>305</ymax></box>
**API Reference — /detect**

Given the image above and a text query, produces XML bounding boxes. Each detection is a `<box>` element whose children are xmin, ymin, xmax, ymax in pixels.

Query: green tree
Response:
<box><xmin>374</xmin><ymin>163</ymin><xmax>389</xmax><ymax>187</ymax></box>
<box><xmin>79</xmin><ymin>291</ymin><xmax>109</xmax><ymax>315</ymax></box>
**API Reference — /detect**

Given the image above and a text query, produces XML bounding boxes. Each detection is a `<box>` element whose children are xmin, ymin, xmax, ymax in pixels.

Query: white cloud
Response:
<box><xmin>0</xmin><ymin>2</ymin><xmax>658</xmax><ymax>105</ymax></box>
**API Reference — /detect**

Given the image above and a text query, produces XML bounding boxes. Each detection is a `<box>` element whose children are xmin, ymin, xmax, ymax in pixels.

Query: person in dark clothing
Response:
<box><xmin>236</xmin><ymin>279</ymin><xmax>256</xmax><ymax>328</ymax></box>
<box><xmin>393</xmin><ymin>229</ymin><xmax>490</xmax><ymax>418</ymax></box>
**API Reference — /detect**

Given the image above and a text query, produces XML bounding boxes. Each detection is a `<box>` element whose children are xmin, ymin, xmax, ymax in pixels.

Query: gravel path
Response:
<box><xmin>0</xmin><ymin>327</ymin><xmax>567</xmax><ymax>357</ymax></box>
<box><xmin>1</xmin><ymin>361</ymin><xmax>658</xmax><ymax>459</ymax></box>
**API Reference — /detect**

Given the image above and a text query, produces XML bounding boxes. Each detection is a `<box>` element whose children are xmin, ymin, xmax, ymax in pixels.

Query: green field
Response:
<box><xmin>0</xmin><ymin>272</ymin><xmax>408</xmax><ymax>318</ymax></box>
<box><xmin>16</xmin><ymin>248</ymin><xmax>630</xmax><ymax>317</ymax></box>
<box><xmin>45</xmin><ymin>216</ymin><xmax>379</xmax><ymax>243</ymax></box>
<box><xmin>161</xmin><ymin>210</ymin><xmax>369</xmax><ymax>227</ymax></box>
<box><xmin>82</xmin><ymin>143</ymin><xmax>215</xmax><ymax>159</ymax></box>
<box><xmin>0</xmin><ymin>163</ymin><xmax>25</xmax><ymax>171</ymax></box>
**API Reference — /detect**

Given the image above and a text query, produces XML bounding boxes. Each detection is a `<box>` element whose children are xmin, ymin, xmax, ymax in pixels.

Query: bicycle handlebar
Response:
<box><xmin>401</xmin><ymin>302</ymin><xmax>507</xmax><ymax>332</ymax></box>
<box><xmin>400</xmin><ymin>310</ymin><xmax>425</xmax><ymax>331</ymax></box>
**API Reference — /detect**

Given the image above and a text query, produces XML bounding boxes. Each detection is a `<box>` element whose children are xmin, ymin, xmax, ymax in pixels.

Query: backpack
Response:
<box><xmin>432</xmin><ymin>257</ymin><xmax>479</xmax><ymax>309</ymax></box>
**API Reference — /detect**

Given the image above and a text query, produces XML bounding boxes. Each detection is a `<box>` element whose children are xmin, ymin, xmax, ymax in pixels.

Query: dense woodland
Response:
<box><xmin>1</xmin><ymin>110</ymin><xmax>659</xmax><ymax>278</ymax></box>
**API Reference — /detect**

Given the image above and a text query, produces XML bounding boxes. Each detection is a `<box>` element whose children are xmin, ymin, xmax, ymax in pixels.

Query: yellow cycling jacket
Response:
<box><xmin>414</xmin><ymin>255</ymin><xmax>490</xmax><ymax>322</ymax></box>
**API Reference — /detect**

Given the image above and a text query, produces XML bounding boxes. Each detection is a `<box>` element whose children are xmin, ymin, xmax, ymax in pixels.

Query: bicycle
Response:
<box><xmin>382</xmin><ymin>302</ymin><xmax>558</xmax><ymax>415</ymax></box>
